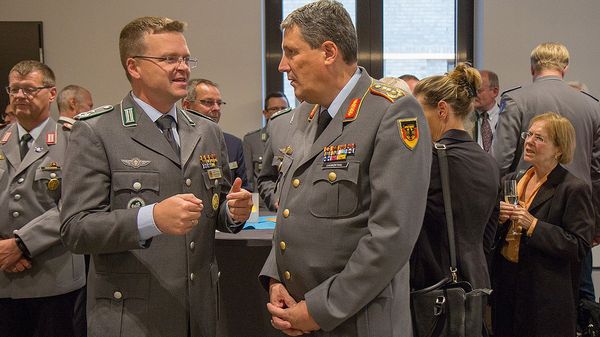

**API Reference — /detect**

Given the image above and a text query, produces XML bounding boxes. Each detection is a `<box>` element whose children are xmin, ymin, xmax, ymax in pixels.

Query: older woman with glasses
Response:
<box><xmin>492</xmin><ymin>112</ymin><xmax>594</xmax><ymax>337</ymax></box>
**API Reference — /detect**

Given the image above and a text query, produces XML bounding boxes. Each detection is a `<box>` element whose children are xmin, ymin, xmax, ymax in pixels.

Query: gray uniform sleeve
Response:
<box><xmin>15</xmin><ymin>207</ymin><xmax>60</xmax><ymax>257</ymax></box>
<box><xmin>257</xmin><ymin>132</ymin><xmax>278</xmax><ymax>211</ymax></box>
<box><xmin>493</xmin><ymin>95</ymin><xmax>523</xmax><ymax>176</ymax></box>
<box><xmin>60</xmin><ymin>121</ymin><xmax>142</xmax><ymax>254</ymax></box>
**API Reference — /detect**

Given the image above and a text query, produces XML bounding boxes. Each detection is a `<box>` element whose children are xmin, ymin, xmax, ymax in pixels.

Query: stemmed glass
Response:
<box><xmin>503</xmin><ymin>179</ymin><xmax>521</xmax><ymax>239</ymax></box>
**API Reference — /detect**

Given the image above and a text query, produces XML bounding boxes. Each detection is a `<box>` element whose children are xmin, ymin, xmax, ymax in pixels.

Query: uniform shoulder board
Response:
<box><xmin>184</xmin><ymin>109</ymin><xmax>216</xmax><ymax>123</ymax></box>
<box><xmin>74</xmin><ymin>105</ymin><xmax>114</xmax><ymax>120</ymax></box>
<box><xmin>500</xmin><ymin>86</ymin><xmax>521</xmax><ymax>97</ymax></box>
<box><xmin>581</xmin><ymin>90</ymin><xmax>599</xmax><ymax>102</ymax></box>
<box><xmin>369</xmin><ymin>82</ymin><xmax>406</xmax><ymax>103</ymax></box>
<box><xmin>270</xmin><ymin>107</ymin><xmax>292</xmax><ymax>120</ymax></box>
<box><xmin>244</xmin><ymin>128</ymin><xmax>261</xmax><ymax>137</ymax></box>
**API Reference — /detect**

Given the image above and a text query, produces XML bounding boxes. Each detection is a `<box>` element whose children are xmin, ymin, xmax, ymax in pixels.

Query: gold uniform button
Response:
<box><xmin>282</xmin><ymin>209</ymin><xmax>290</xmax><ymax>218</ymax></box>
<box><xmin>284</xmin><ymin>271</ymin><xmax>291</xmax><ymax>280</ymax></box>
<box><xmin>113</xmin><ymin>291</ymin><xmax>123</xmax><ymax>300</ymax></box>
<box><xmin>328</xmin><ymin>172</ymin><xmax>337</xmax><ymax>182</ymax></box>
<box><xmin>279</xmin><ymin>241</ymin><xmax>287</xmax><ymax>251</ymax></box>
<box><xmin>292</xmin><ymin>179</ymin><xmax>300</xmax><ymax>188</ymax></box>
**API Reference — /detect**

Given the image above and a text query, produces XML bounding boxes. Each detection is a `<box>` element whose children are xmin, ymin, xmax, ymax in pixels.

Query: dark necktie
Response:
<box><xmin>155</xmin><ymin>115</ymin><xmax>180</xmax><ymax>156</ymax></box>
<box><xmin>19</xmin><ymin>133</ymin><xmax>32</xmax><ymax>160</ymax></box>
<box><xmin>480</xmin><ymin>111</ymin><xmax>493</xmax><ymax>152</ymax></box>
<box><xmin>314</xmin><ymin>109</ymin><xmax>332</xmax><ymax>142</ymax></box>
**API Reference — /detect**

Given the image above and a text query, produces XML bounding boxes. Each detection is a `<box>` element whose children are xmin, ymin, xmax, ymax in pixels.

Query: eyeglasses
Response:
<box><xmin>132</xmin><ymin>55</ymin><xmax>198</xmax><ymax>69</ymax></box>
<box><xmin>190</xmin><ymin>99</ymin><xmax>226</xmax><ymax>107</ymax></box>
<box><xmin>521</xmin><ymin>131</ymin><xmax>546</xmax><ymax>143</ymax></box>
<box><xmin>5</xmin><ymin>85</ymin><xmax>53</xmax><ymax>97</ymax></box>
<box><xmin>266</xmin><ymin>106</ymin><xmax>289</xmax><ymax>113</ymax></box>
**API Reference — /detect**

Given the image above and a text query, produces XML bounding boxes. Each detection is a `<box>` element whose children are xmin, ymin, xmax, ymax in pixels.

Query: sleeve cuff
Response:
<box><xmin>137</xmin><ymin>203</ymin><xmax>162</xmax><ymax>241</ymax></box>
<box><xmin>526</xmin><ymin>218</ymin><xmax>538</xmax><ymax>237</ymax></box>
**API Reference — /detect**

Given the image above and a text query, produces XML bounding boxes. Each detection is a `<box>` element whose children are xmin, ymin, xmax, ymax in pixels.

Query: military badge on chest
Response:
<box><xmin>200</xmin><ymin>154</ymin><xmax>223</xmax><ymax>211</ymax></box>
<box><xmin>41</xmin><ymin>162</ymin><xmax>61</xmax><ymax>191</ymax></box>
<box><xmin>322</xmin><ymin>143</ymin><xmax>356</xmax><ymax>169</ymax></box>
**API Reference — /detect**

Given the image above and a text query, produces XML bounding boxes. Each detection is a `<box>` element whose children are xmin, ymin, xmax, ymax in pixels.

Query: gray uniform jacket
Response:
<box><xmin>259</xmin><ymin>70</ymin><xmax>431</xmax><ymax>336</ymax></box>
<box><xmin>60</xmin><ymin>93</ymin><xmax>242</xmax><ymax>337</ymax></box>
<box><xmin>242</xmin><ymin>126</ymin><xmax>267</xmax><ymax>192</ymax></box>
<box><xmin>493</xmin><ymin>76</ymin><xmax>600</xmax><ymax>231</ymax></box>
<box><xmin>256</xmin><ymin>110</ymin><xmax>294</xmax><ymax>211</ymax></box>
<box><xmin>0</xmin><ymin>120</ymin><xmax>85</xmax><ymax>299</ymax></box>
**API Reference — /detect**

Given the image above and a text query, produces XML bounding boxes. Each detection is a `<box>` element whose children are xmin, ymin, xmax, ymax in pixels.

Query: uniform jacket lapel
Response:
<box><xmin>1</xmin><ymin>124</ymin><xmax>21</xmax><ymax>171</ymax></box>
<box><xmin>295</xmin><ymin>72</ymin><xmax>373</xmax><ymax>170</ymax></box>
<box><xmin>177</xmin><ymin>109</ymin><xmax>202</xmax><ymax>168</ymax></box>
<box><xmin>123</xmin><ymin>95</ymin><xmax>180</xmax><ymax>166</ymax></box>
<box><xmin>16</xmin><ymin>120</ymin><xmax>55</xmax><ymax>176</ymax></box>
<box><xmin>528</xmin><ymin>165</ymin><xmax>567</xmax><ymax>213</ymax></box>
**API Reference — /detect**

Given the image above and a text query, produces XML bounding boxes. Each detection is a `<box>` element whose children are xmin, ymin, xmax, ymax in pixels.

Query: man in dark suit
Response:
<box><xmin>60</xmin><ymin>17</ymin><xmax>252</xmax><ymax>337</ymax></box>
<box><xmin>182</xmin><ymin>78</ymin><xmax>250</xmax><ymax>190</ymax></box>
<box><xmin>259</xmin><ymin>1</ymin><xmax>431</xmax><ymax>336</ymax></box>
<box><xmin>471</xmin><ymin>70</ymin><xmax>500</xmax><ymax>152</ymax></box>
<box><xmin>1</xmin><ymin>60</ymin><xmax>85</xmax><ymax>337</ymax></box>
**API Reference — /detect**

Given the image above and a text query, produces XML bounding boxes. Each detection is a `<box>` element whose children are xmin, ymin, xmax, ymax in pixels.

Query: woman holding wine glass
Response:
<box><xmin>493</xmin><ymin>112</ymin><xmax>594</xmax><ymax>337</ymax></box>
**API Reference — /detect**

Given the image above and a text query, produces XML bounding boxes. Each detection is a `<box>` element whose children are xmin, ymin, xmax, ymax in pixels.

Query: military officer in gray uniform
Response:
<box><xmin>1</xmin><ymin>60</ymin><xmax>85</xmax><ymax>337</ymax></box>
<box><xmin>259</xmin><ymin>2</ymin><xmax>431</xmax><ymax>336</ymax></box>
<box><xmin>256</xmin><ymin>106</ymin><xmax>294</xmax><ymax>211</ymax></box>
<box><xmin>60</xmin><ymin>17</ymin><xmax>252</xmax><ymax>337</ymax></box>
<box><xmin>243</xmin><ymin>91</ymin><xmax>289</xmax><ymax>210</ymax></box>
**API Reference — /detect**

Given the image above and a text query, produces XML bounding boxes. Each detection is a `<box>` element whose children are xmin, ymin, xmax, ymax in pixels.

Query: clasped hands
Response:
<box><xmin>0</xmin><ymin>238</ymin><xmax>31</xmax><ymax>273</ymax></box>
<box><xmin>153</xmin><ymin>177</ymin><xmax>252</xmax><ymax>235</ymax></box>
<box><xmin>499</xmin><ymin>201</ymin><xmax>536</xmax><ymax>231</ymax></box>
<box><xmin>267</xmin><ymin>280</ymin><xmax>320</xmax><ymax>336</ymax></box>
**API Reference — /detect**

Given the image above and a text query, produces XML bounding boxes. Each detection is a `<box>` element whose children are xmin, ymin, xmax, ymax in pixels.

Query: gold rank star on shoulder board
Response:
<box><xmin>397</xmin><ymin>118</ymin><xmax>419</xmax><ymax>150</ymax></box>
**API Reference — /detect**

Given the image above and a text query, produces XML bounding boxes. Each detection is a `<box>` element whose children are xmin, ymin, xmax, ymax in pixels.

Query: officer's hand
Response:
<box><xmin>154</xmin><ymin>194</ymin><xmax>203</xmax><ymax>235</ymax></box>
<box><xmin>0</xmin><ymin>238</ymin><xmax>24</xmax><ymax>271</ymax></box>
<box><xmin>268</xmin><ymin>280</ymin><xmax>307</xmax><ymax>335</ymax></box>
<box><xmin>226</xmin><ymin>178</ymin><xmax>253</xmax><ymax>222</ymax></box>
<box><xmin>5</xmin><ymin>258</ymin><xmax>32</xmax><ymax>273</ymax></box>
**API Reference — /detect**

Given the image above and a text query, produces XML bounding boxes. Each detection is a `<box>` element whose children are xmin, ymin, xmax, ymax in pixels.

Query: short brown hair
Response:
<box><xmin>529</xmin><ymin>112</ymin><xmax>575</xmax><ymax>164</ymax></box>
<box><xmin>530</xmin><ymin>42</ymin><xmax>569</xmax><ymax>73</ymax></box>
<box><xmin>413</xmin><ymin>63</ymin><xmax>482</xmax><ymax>120</ymax></box>
<box><xmin>10</xmin><ymin>60</ymin><xmax>56</xmax><ymax>86</ymax></box>
<box><xmin>119</xmin><ymin>16</ymin><xmax>186</xmax><ymax>80</ymax></box>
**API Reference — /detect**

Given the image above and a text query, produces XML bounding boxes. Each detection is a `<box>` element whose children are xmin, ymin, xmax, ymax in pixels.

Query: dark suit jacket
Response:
<box><xmin>492</xmin><ymin>165</ymin><xmax>594</xmax><ymax>337</ymax></box>
<box><xmin>224</xmin><ymin>132</ymin><xmax>250</xmax><ymax>190</ymax></box>
<box><xmin>60</xmin><ymin>94</ymin><xmax>242</xmax><ymax>337</ymax></box>
<box><xmin>410</xmin><ymin>129</ymin><xmax>499</xmax><ymax>290</ymax></box>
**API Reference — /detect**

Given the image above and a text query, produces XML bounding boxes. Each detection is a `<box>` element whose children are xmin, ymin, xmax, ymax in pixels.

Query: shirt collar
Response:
<box><xmin>323</xmin><ymin>67</ymin><xmax>362</xmax><ymax>118</ymax></box>
<box><xmin>131</xmin><ymin>92</ymin><xmax>178</xmax><ymax>123</ymax></box>
<box><xmin>17</xmin><ymin>118</ymin><xmax>50</xmax><ymax>141</ymax></box>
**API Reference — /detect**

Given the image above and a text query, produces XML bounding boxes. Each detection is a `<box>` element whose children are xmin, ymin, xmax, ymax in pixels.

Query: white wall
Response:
<box><xmin>0</xmin><ymin>0</ymin><xmax>264</xmax><ymax>138</ymax></box>
<box><xmin>475</xmin><ymin>0</ymin><xmax>600</xmax><ymax>96</ymax></box>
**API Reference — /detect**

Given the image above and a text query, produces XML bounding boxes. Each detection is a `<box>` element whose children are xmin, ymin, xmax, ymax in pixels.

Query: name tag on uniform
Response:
<box><xmin>228</xmin><ymin>161</ymin><xmax>238</xmax><ymax>170</ymax></box>
<box><xmin>207</xmin><ymin>168</ymin><xmax>223</xmax><ymax>180</ymax></box>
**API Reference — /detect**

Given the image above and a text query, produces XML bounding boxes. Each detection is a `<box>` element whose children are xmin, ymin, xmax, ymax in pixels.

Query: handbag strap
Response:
<box><xmin>434</xmin><ymin>143</ymin><xmax>458</xmax><ymax>282</ymax></box>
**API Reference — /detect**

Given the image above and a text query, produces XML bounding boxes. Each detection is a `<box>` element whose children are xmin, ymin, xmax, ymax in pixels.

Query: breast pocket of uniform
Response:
<box><xmin>309</xmin><ymin>160</ymin><xmax>360</xmax><ymax>218</ymax></box>
<box><xmin>34</xmin><ymin>166</ymin><xmax>62</xmax><ymax>204</ymax></box>
<box><xmin>201</xmin><ymin>172</ymin><xmax>224</xmax><ymax>219</ymax></box>
<box><xmin>112</xmin><ymin>171</ymin><xmax>160</xmax><ymax>209</ymax></box>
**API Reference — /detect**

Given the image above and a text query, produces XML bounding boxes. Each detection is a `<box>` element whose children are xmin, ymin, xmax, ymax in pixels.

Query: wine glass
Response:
<box><xmin>503</xmin><ymin>179</ymin><xmax>521</xmax><ymax>238</ymax></box>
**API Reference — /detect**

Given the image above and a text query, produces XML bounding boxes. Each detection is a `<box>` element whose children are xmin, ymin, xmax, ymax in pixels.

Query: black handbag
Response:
<box><xmin>410</xmin><ymin>143</ymin><xmax>492</xmax><ymax>337</ymax></box>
